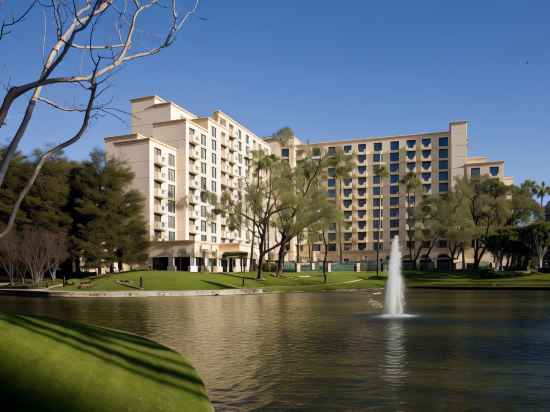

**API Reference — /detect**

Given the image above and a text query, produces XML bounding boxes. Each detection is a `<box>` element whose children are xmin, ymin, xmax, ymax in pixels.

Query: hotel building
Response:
<box><xmin>105</xmin><ymin>96</ymin><xmax>512</xmax><ymax>270</ymax></box>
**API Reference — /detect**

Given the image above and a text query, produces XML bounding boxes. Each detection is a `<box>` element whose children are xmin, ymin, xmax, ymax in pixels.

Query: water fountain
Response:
<box><xmin>383</xmin><ymin>236</ymin><xmax>406</xmax><ymax>317</ymax></box>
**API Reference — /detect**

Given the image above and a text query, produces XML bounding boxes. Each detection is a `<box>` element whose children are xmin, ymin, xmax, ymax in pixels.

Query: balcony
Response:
<box><xmin>154</xmin><ymin>171</ymin><xmax>167</xmax><ymax>182</ymax></box>
<box><xmin>154</xmin><ymin>205</ymin><xmax>165</xmax><ymax>214</ymax></box>
<box><xmin>189</xmin><ymin>195</ymin><xmax>199</xmax><ymax>204</ymax></box>
<box><xmin>153</xmin><ymin>233</ymin><xmax>166</xmax><ymax>241</ymax></box>
<box><xmin>229</xmin><ymin>133</ymin><xmax>237</xmax><ymax>140</ymax></box>
<box><xmin>188</xmin><ymin>224</ymin><xmax>197</xmax><ymax>234</ymax></box>
<box><xmin>228</xmin><ymin>143</ymin><xmax>236</xmax><ymax>152</ymax></box>
<box><xmin>153</xmin><ymin>188</ymin><xmax>166</xmax><ymax>198</ymax></box>
<box><xmin>188</xmin><ymin>209</ymin><xmax>198</xmax><ymax>219</ymax></box>
<box><xmin>188</xmin><ymin>148</ymin><xmax>199</xmax><ymax>159</ymax></box>
<box><xmin>228</xmin><ymin>155</ymin><xmax>236</xmax><ymax>164</ymax></box>
<box><xmin>221</xmin><ymin>150</ymin><xmax>228</xmax><ymax>160</ymax></box>
<box><xmin>154</xmin><ymin>155</ymin><xmax>166</xmax><ymax>166</ymax></box>
<box><xmin>154</xmin><ymin>221</ymin><xmax>165</xmax><ymax>231</ymax></box>
<box><xmin>189</xmin><ymin>134</ymin><xmax>200</xmax><ymax>145</ymax></box>
<box><xmin>189</xmin><ymin>163</ymin><xmax>199</xmax><ymax>175</ymax></box>
<box><xmin>189</xmin><ymin>178</ymin><xmax>199</xmax><ymax>189</ymax></box>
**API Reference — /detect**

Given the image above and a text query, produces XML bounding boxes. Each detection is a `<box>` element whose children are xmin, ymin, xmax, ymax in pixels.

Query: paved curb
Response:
<box><xmin>0</xmin><ymin>287</ymin><xmax>265</xmax><ymax>298</ymax></box>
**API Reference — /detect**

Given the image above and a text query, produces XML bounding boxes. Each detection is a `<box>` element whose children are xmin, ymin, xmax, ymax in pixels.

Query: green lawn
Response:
<box><xmin>63</xmin><ymin>269</ymin><xmax>550</xmax><ymax>293</ymax></box>
<box><xmin>0</xmin><ymin>312</ymin><xmax>212</xmax><ymax>412</ymax></box>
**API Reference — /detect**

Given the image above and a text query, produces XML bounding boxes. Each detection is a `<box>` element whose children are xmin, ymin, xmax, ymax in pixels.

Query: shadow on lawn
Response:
<box><xmin>1</xmin><ymin>313</ymin><xmax>209</xmax><ymax>401</ymax></box>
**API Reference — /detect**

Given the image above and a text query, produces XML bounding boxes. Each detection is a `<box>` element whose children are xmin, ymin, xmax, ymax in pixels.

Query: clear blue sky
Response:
<box><xmin>2</xmin><ymin>0</ymin><xmax>550</xmax><ymax>183</ymax></box>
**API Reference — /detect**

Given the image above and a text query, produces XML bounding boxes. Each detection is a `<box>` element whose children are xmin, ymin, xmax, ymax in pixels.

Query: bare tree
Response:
<box><xmin>19</xmin><ymin>227</ymin><xmax>51</xmax><ymax>286</ymax></box>
<box><xmin>0</xmin><ymin>229</ymin><xmax>21</xmax><ymax>285</ymax></box>
<box><xmin>45</xmin><ymin>231</ymin><xmax>69</xmax><ymax>280</ymax></box>
<box><xmin>0</xmin><ymin>0</ymin><xmax>201</xmax><ymax>238</ymax></box>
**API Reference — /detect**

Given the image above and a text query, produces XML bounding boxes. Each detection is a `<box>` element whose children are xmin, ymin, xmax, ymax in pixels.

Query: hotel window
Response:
<box><xmin>439</xmin><ymin>137</ymin><xmax>449</xmax><ymax>146</ymax></box>
<box><xmin>155</xmin><ymin>148</ymin><xmax>161</xmax><ymax>157</ymax></box>
<box><xmin>358</xmin><ymin>177</ymin><xmax>366</xmax><ymax>186</ymax></box>
<box><xmin>373</xmin><ymin>175</ymin><xmax>381</xmax><ymax>185</ymax></box>
<box><xmin>373</xmin><ymin>209</ymin><xmax>381</xmax><ymax>218</ymax></box>
<box><xmin>390</xmin><ymin>164</ymin><xmax>399</xmax><ymax>173</ymax></box>
<box><xmin>238</xmin><ymin>166</ymin><xmax>242</xmax><ymax>176</ymax></box>
<box><xmin>422</xmin><ymin>161</ymin><xmax>431</xmax><ymax>170</ymax></box>
<box><xmin>358</xmin><ymin>210</ymin><xmax>366</xmax><ymax>219</ymax></box>
<box><xmin>201</xmin><ymin>206</ymin><xmax>206</xmax><ymax>218</ymax></box>
<box><xmin>439</xmin><ymin>149</ymin><xmax>449</xmax><ymax>159</ymax></box>
<box><xmin>358</xmin><ymin>232</ymin><xmax>366</xmax><ymax>241</ymax></box>
<box><xmin>374</xmin><ymin>142</ymin><xmax>383</xmax><ymax>152</ymax></box>
<box><xmin>390</xmin><ymin>174</ymin><xmax>399</xmax><ymax>184</ymax></box>
<box><xmin>407</xmin><ymin>162</ymin><xmax>416</xmax><ymax>171</ymax></box>
<box><xmin>328</xmin><ymin>168</ymin><xmax>336</xmax><ymax>177</ymax></box>
<box><xmin>312</xmin><ymin>147</ymin><xmax>321</xmax><ymax>157</ymax></box>
<box><xmin>201</xmin><ymin>177</ymin><xmax>207</xmax><ymax>190</ymax></box>
<box><xmin>168</xmin><ymin>184</ymin><xmax>175</xmax><ymax>199</ymax></box>
<box><xmin>344</xmin><ymin>200</ymin><xmax>352</xmax><ymax>208</ymax></box>
<box><xmin>201</xmin><ymin>234</ymin><xmax>207</xmax><ymax>242</ymax></box>
<box><xmin>281</xmin><ymin>148</ymin><xmax>289</xmax><ymax>157</ymax></box>
<box><xmin>358</xmin><ymin>144</ymin><xmax>366</xmax><ymax>152</ymax></box>
<box><xmin>211</xmin><ymin>181</ymin><xmax>217</xmax><ymax>192</ymax></box>
<box><xmin>422</xmin><ymin>172</ymin><xmax>431</xmax><ymax>181</ymax></box>
<box><xmin>344</xmin><ymin>211</ymin><xmax>352</xmax><ymax>220</ymax></box>
<box><xmin>344</xmin><ymin>178</ymin><xmax>352</xmax><ymax>186</ymax></box>
<box><xmin>471</xmin><ymin>167</ymin><xmax>480</xmax><ymax>177</ymax></box>
<box><xmin>422</xmin><ymin>150</ymin><xmax>431</xmax><ymax>158</ymax></box>
<box><xmin>212</xmin><ymin>153</ymin><xmax>217</xmax><ymax>164</ymax></box>
<box><xmin>167</xmin><ymin>200</ymin><xmax>175</xmax><ymax>213</ymax></box>
<box><xmin>212</xmin><ymin>166</ymin><xmax>217</xmax><ymax>177</ymax></box>
<box><xmin>168</xmin><ymin>154</ymin><xmax>175</xmax><ymax>166</ymax></box>
<box><xmin>344</xmin><ymin>145</ymin><xmax>352</xmax><ymax>153</ymax></box>
<box><xmin>189</xmin><ymin>128</ymin><xmax>195</xmax><ymax>136</ymax></box>
<box><xmin>390</xmin><ymin>152</ymin><xmax>399</xmax><ymax>162</ymax></box>
<box><xmin>390</xmin><ymin>185</ymin><xmax>399</xmax><ymax>195</ymax></box>
<box><xmin>390</xmin><ymin>141</ymin><xmax>400</xmax><ymax>151</ymax></box>
<box><xmin>328</xmin><ymin>244</ymin><xmax>337</xmax><ymax>252</ymax></box>
<box><xmin>201</xmin><ymin>220</ymin><xmax>207</xmax><ymax>232</ymax></box>
<box><xmin>439</xmin><ymin>182</ymin><xmax>449</xmax><ymax>192</ymax></box>
<box><xmin>238</xmin><ymin>130</ymin><xmax>242</xmax><ymax>138</ymax></box>
<box><xmin>312</xmin><ymin>244</ymin><xmax>321</xmax><ymax>252</ymax></box>
<box><xmin>422</xmin><ymin>138</ymin><xmax>431</xmax><ymax>147</ymax></box>
<box><xmin>423</xmin><ymin>184</ymin><xmax>431</xmax><ymax>193</ymax></box>
<box><xmin>212</xmin><ymin>140</ymin><xmax>217</xmax><ymax>151</ymax></box>
<box><xmin>439</xmin><ymin>171</ymin><xmax>449</xmax><ymax>181</ymax></box>
<box><xmin>407</xmin><ymin>151</ymin><xmax>415</xmax><ymax>160</ymax></box>
<box><xmin>390</xmin><ymin>219</ymin><xmax>399</xmax><ymax>228</ymax></box>
<box><xmin>373</xmin><ymin>153</ymin><xmax>382</xmax><ymax>162</ymax></box>
<box><xmin>211</xmin><ymin>222</ymin><xmax>217</xmax><ymax>234</ymax></box>
<box><xmin>328</xmin><ymin>189</ymin><xmax>336</xmax><ymax>198</ymax></box>
<box><xmin>358</xmin><ymin>222</ymin><xmax>367</xmax><ymax>231</ymax></box>
<box><xmin>373</xmin><ymin>198</ymin><xmax>381</xmax><ymax>208</ymax></box>
<box><xmin>407</xmin><ymin>140</ymin><xmax>416</xmax><ymax>148</ymax></box>
<box><xmin>211</xmin><ymin>127</ymin><xmax>217</xmax><ymax>138</ymax></box>
<box><xmin>344</xmin><ymin>189</ymin><xmax>353</xmax><ymax>197</ymax></box>
<box><xmin>490</xmin><ymin>166</ymin><xmax>500</xmax><ymax>176</ymax></box>
<box><xmin>327</xmin><ymin>147</ymin><xmax>336</xmax><ymax>156</ymax></box>
<box><xmin>168</xmin><ymin>216</ymin><xmax>175</xmax><ymax>229</ymax></box>
<box><xmin>358</xmin><ymin>199</ymin><xmax>367</xmax><ymax>207</ymax></box>
<box><xmin>328</xmin><ymin>232</ymin><xmax>337</xmax><ymax>241</ymax></box>
<box><xmin>329</xmin><ymin>223</ymin><xmax>337</xmax><ymax>231</ymax></box>
<box><xmin>168</xmin><ymin>169</ymin><xmax>175</xmax><ymax>181</ymax></box>
<box><xmin>358</xmin><ymin>243</ymin><xmax>367</xmax><ymax>251</ymax></box>
<box><xmin>439</xmin><ymin>160</ymin><xmax>448</xmax><ymax>170</ymax></box>
<box><xmin>390</xmin><ymin>197</ymin><xmax>399</xmax><ymax>206</ymax></box>
<box><xmin>238</xmin><ymin>141</ymin><xmax>242</xmax><ymax>151</ymax></box>
<box><xmin>328</xmin><ymin>178</ymin><xmax>336</xmax><ymax>187</ymax></box>
<box><xmin>358</xmin><ymin>166</ymin><xmax>367</xmax><ymax>175</ymax></box>
<box><xmin>373</xmin><ymin>232</ymin><xmax>381</xmax><ymax>241</ymax></box>
<box><xmin>373</xmin><ymin>187</ymin><xmax>381</xmax><ymax>196</ymax></box>
<box><xmin>358</xmin><ymin>154</ymin><xmax>367</xmax><ymax>163</ymax></box>
<box><xmin>169</xmin><ymin>232</ymin><xmax>175</xmax><ymax>241</ymax></box>
<box><xmin>390</xmin><ymin>208</ymin><xmax>399</xmax><ymax>217</ymax></box>
<box><xmin>201</xmin><ymin>162</ymin><xmax>207</xmax><ymax>174</ymax></box>
<box><xmin>373</xmin><ymin>220</ymin><xmax>381</xmax><ymax>229</ymax></box>
<box><xmin>201</xmin><ymin>148</ymin><xmax>207</xmax><ymax>160</ymax></box>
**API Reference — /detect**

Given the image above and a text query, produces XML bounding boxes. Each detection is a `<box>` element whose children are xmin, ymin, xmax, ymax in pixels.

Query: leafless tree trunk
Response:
<box><xmin>0</xmin><ymin>230</ymin><xmax>21</xmax><ymax>285</ymax></box>
<box><xmin>0</xmin><ymin>0</ymin><xmax>201</xmax><ymax>238</ymax></box>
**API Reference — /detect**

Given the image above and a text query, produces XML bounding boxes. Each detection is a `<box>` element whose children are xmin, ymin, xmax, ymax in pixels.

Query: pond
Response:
<box><xmin>1</xmin><ymin>290</ymin><xmax>550</xmax><ymax>411</ymax></box>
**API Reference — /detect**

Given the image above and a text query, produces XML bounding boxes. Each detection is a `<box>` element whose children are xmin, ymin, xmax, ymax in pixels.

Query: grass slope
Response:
<box><xmin>63</xmin><ymin>270</ymin><xmax>550</xmax><ymax>292</ymax></box>
<box><xmin>0</xmin><ymin>312</ymin><xmax>212</xmax><ymax>412</ymax></box>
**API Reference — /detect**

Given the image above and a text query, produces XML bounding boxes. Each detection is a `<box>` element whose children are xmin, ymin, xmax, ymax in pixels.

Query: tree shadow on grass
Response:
<box><xmin>1</xmin><ymin>313</ymin><xmax>210</xmax><ymax>402</ymax></box>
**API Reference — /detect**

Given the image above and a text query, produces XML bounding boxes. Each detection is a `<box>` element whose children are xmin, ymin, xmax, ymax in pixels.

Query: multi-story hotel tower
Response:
<box><xmin>105</xmin><ymin>96</ymin><xmax>512</xmax><ymax>271</ymax></box>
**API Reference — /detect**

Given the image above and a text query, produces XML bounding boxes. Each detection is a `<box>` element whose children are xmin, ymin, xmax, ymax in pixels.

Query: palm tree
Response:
<box><xmin>400</xmin><ymin>171</ymin><xmax>422</xmax><ymax>270</ymax></box>
<box><xmin>373</xmin><ymin>165</ymin><xmax>389</xmax><ymax>277</ymax></box>
<box><xmin>533</xmin><ymin>181</ymin><xmax>550</xmax><ymax>208</ymax></box>
<box><xmin>328</xmin><ymin>149</ymin><xmax>355</xmax><ymax>262</ymax></box>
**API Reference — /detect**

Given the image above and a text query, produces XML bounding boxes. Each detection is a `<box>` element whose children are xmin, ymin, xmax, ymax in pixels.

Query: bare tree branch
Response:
<box><xmin>0</xmin><ymin>0</ymin><xmax>37</xmax><ymax>40</ymax></box>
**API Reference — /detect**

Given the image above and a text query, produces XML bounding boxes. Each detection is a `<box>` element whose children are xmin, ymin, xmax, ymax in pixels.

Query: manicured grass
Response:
<box><xmin>0</xmin><ymin>312</ymin><xmax>212</xmax><ymax>412</ymax></box>
<box><xmin>63</xmin><ymin>269</ymin><xmax>550</xmax><ymax>292</ymax></box>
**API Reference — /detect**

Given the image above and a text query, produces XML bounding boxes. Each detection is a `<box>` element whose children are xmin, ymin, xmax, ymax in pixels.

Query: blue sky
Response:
<box><xmin>2</xmin><ymin>0</ymin><xmax>550</xmax><ymax>183</ymax></box>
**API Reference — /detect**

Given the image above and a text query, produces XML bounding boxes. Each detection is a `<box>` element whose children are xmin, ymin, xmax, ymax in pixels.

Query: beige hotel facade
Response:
<box><xmin>105</xmin><ymin>96</ymin><xmax>512</xmax><ymax>271</ymax></box>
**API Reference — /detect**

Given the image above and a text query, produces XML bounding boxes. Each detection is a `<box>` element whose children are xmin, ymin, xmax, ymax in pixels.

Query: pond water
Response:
<box><xmin>1</xmin><ymin>290</ymin><xmax>550</xmax><ymax>411</ymax></box>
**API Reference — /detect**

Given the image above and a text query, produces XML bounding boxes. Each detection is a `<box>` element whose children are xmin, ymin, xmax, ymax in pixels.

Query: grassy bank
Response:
<box><xmin>59</xmin><ymin>270</ymin><xmax>550</xmax><ymax>293</ymax></box>
<box><xmin>0</xmin><ymin>312</ymin><xmax>212</xmax><ymax>412</ymax></box>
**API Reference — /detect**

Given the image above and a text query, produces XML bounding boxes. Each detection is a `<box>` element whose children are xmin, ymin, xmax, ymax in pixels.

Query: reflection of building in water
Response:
<box><xmin>383</xmin><ymin>321</ymin><xmax>408</xmax><ymax>388</ymax></box>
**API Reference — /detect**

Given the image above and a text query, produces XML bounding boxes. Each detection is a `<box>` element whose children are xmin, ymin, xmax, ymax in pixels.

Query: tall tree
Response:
<box><xmin>0</xmin><ymin>0</ymin><xmax>201</xmax><ymax>238</ymax></box>
<box><xmin>521</xmin><ymin>222</ymin><xmax>550</xmax><ymax>270</ymax></box>
<box><xmin>533</xmin><ymin>181</ymin><xmax>550</xmax><ymax>208</ymax></box>
<box><xmin>328</xmin><ymin>149</ymin><xmax>355</xmax><ymax>262</ymax></box>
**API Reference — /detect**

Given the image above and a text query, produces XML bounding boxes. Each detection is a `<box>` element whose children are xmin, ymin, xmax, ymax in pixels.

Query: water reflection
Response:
<box><xmin>383</xmin><ymin>320</ymin><xmax>408</xmax><ymax>389</ymax></box>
